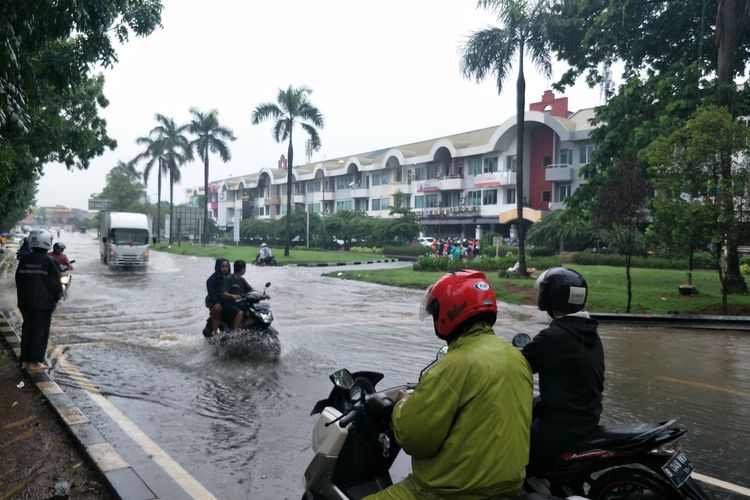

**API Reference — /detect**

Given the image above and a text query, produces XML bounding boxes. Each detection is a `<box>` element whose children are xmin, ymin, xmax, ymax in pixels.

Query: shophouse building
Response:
<box><xmin>186</xmin><ymin>90</ymin><xmax>597</xmax><ymax>240</ymax></box>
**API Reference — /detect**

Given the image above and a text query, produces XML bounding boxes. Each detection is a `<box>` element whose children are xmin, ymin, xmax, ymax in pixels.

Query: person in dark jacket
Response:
<box><xmin>522</xmin><ymin>267</ymin><xmax>605</xmax><ymax>472</ymax></box>
<box><xmin>204</xmin><ymin>258</ymin><xmax>244</xmax><ymax>336</ymax></box>
<box><xmin>15</xmin><ymin>229</ymin><xmax>62</xmax><ymax>371</ymax></box>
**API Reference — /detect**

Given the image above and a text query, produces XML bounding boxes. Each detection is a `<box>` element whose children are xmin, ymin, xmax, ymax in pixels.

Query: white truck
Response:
<box><xmin>100</xmin><ymin>212</ymin><xmax>151</xmax><ymax>267</ymax></box>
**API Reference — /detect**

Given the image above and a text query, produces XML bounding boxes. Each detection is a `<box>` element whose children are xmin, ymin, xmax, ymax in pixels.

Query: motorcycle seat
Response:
<box><xmin>566</xmin><ymin>419</ymin><xmax>678</xmax><ymax>452</ymax></box>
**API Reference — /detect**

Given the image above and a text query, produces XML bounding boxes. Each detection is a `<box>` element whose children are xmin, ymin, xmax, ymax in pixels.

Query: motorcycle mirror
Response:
<box><xmin>265</xmin><ymin>282</ymin><xmax>271</xmax><ymax>288</ymax></box>
<box><xmin>70</xmin><ymin>260</ymin><xmax>76</xmax><ymax>264</ymax></box>
<box><xmin>436</xmin><ymin>345</ymin><xmax>448</xmax><ymax>360</ymax></box>
<box><xmin>512</xmin><ymin>333</ymin><xmax>532</xmax><ymax>348</ymax></box>
<box><xmin>330</xmin><ymin>369</ymin><xmax>355</xmax><ymax>390</ymax></box>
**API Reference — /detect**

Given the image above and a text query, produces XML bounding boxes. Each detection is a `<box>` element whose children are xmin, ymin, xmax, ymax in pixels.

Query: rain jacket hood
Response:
<box><xmin>390</xmin><ymin>323</ymin><xmax>533</xmax><ymax>499</ymax></box>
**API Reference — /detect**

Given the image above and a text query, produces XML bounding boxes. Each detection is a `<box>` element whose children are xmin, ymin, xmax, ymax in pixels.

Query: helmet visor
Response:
<box><xmin>419</xmin><ymin>287</ymin><xmax>435</xmax><ymax>321</ymax></box>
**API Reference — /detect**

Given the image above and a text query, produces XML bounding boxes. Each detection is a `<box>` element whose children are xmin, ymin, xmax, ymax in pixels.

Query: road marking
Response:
<box><xmin>693</xmin><ymin>472</ymin><xmax>750</xmax><ymax>496</ymax></box>
<box><xmin>656</xmin><ymin>375</ymin><xmax>750</xmax><ymax>397</ymax></box>
<box><xmin>53</xmin><ymin>352</ymin><xmax>218</xmax><ymax>500</ymax></box>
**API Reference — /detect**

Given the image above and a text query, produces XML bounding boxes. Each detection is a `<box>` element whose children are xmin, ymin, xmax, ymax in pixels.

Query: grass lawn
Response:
<box><xmin>153</xmin><ymin>243</ymin><xmax>387</xmax><ymax>265</ymax></box>
<box><xmin>325</xmin><ymin>265</ymin><xmax>750</xmax><ymax>315</ymax></box>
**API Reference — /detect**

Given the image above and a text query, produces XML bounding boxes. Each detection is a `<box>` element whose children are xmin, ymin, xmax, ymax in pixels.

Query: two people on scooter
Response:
<box><xmin>522</xmin><ymin>267</ymin><xmax>605</xmax><ymax>473</ymax></box>
<box><xmin>366</xmin><ymin>270</ymin><xmax>533</xmax><ymax>500</ymax></box>
<box><xmin>205</xmin><ymin>258</ymin><xmax>245</xmax><ymax>335</ymax></box>
<box><xmin>49</xmin><ymin>242</ymin><xmax>73</xmax><ymax>271</ymax></box>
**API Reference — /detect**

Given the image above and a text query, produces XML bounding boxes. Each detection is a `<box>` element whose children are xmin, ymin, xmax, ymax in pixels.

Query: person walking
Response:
<box><xmin>15</xmin><ymin>229</ymin><xmax>62</xmax><ymax>371</ymax></box>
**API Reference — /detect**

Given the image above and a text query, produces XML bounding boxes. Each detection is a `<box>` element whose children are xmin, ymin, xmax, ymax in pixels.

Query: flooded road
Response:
<box><xmin>2</xmin><ymin>232</ymin><xmax>748</xmax><ymax>499</ymax></box>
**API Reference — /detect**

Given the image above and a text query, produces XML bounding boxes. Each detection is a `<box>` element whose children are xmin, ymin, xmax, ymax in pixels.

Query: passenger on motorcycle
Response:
<box><xmin>366</xmin><ymin>270</ymin><xmax>533</xmax><ymax>500</ymax></box>
<box><xmin>521</xmin><ymin>267</ymin><xmax>605</xmax><ymax>473</ymax></box>
<box><xmin>204</xmin><ymin>258</ymin><xmax>245</xmax><ymax>336</ymax></box>
<box><xmin>255</xmin><ymin>242</ymin><xmax>273</xmax><ymax>265</ymax></box>
<box><xmin>49</xmin><ymin>242</ymin><xmax>74</xmax><ymax>271</ymax></box>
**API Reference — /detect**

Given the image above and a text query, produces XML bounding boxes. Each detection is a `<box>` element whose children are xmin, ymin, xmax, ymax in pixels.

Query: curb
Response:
<box><xmin>291</xmin><ymin>258</ymin><xmax>402</xmax><ymax>267</ymax></box>
<box><xmin>0</xmin><ymin>251</ymin><xmax>157</xmax><ymax>500</ymax></box>
<box><xmin>590</xmin><ymin>312</ymin><xmax>750</xmax><ymax>331</ymax></box>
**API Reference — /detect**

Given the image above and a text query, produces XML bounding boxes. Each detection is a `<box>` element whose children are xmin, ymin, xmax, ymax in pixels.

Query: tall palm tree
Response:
<box><xmin>251</xmin><ymin>85</ymin><xmax>324</xmax><ymax>256</ymax></box>
<box><xmin>132</xmin><ymin>134</ymin><xmax>168</xmax><ymax>242</ymax></box>
<box><xmin>187</xmin><ymin>108</ymin><xmax>235</xmax><ymax>245</ymax></box>
<box><xmin>460</xmin><ymin>0</ymin><xmax>552</xmax><ymax>276</ymax></box>
<box><xmin>134</xmin><ymin>114</ymin><xmax>191</xmax><ymax>243</ymax></box>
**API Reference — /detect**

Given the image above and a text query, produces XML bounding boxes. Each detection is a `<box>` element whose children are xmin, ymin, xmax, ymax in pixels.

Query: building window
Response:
<box><xmin>556</xmin><ymin>183</ymin><xmax>571</xmax><ymax>201</ymax></box>
<box><xmin>414</xmin><ymin>195</ymin><xmax>425</xmax><ymax>209</ymax></box>
<box><xmin>482</xmin><ymin>189</ymin><xmax>498</xmax><ymax>205</ymax></box>
<box><xmin>506</xmin><ymin>189</ymin><xmax>516</xmax><ymax>204</ymax></box>
<box><xmin>466</xmin><ymin>190</ymin><xmax>481</xmax><ymax>206</ymax></box>
<box><xmin>425</xmin><ymin>193</ymin><xmax>439</xmax><ymax>208</ymax></box>
<box><xmin>307</xmin><ymin>203</ymin><xmax>321</xmax><ymax>214</ymax></box>
<box><xmin>542</xmin><ymin>191</ymin><xmax>551</xmax><ymax>202</ymax></box>
<box><xmin>336</xmin><ymin>200</ymin><xmax>354</xmax><ymax>211</ymax></box>
<box><xmin>468</xmin><ymin>157</ymin><xmax>483</xmax><ymax>176</ymax></box>
<box><xmin>579</xmin><ymin>144</ymin><xmax>595</xmax><ymax>164</ymax></box>
<box><xmin>560</xmin><ymin>148</ymin><xmax>573</xmax><ymax>165</ymax></box>
<box><xmin>414</xmin><ymin>166</ymin><xmax>426</xmax><ymax>181</ymax></box>
<box><xmin>371</xmin><ymin>198</ymin><xmax>389</xmax><ymax>211</ymax></box>
<box><xmin>371</xmin><ymin>172</ymin><xmax>389</xmax><ymax>186</ymax></box>
<box><xmin>310</xmin><ymin>181</ymin><xmax>321</xmax><ymax>192</ymax></box>
<box><xmin>506</xmin><ymin>156</ymin><xmax>517</xmax><ymax>172</ymax></box>
<box><xmin>336</xmin><ymin>175</ymin><xmax>352</xmax><ymax>189</ymax></box>
<box><xmin>543</xmin><ymin>156</ymin><xmax>552</xmax><ymax>167</ymax></box>
<box><xmin>483</xmin><ymin>156</ymin><xmax>498</xmax><ymax>173</ymax></box>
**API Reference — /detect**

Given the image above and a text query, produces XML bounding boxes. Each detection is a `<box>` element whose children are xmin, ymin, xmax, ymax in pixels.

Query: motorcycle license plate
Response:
<box><xmin>661</xmin><ymin>451</ymin><xmax>694</xmax><ymax>487</ymax></box>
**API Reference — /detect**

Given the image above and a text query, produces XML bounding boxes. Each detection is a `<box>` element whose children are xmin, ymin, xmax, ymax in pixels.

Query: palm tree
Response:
<box><xmin>460</xmin><ymin>0</ymin><xmax>552</xmax><ymax>276</ymax></box>
<box><xmin>134</xmin><ymin>114</ymin><xmax>191</xmax><ymax>243</ymax></box>
<box><xmin>187</xmin><ymin>108</ymin><xmax>235</xmax><ymax>245</ymax></box>
<box><xmin>251</xmin><ymin>85</ymin><xmax>324</xmax><ymax>256</ymax></box>
<box><xmin>133</xmin><ymin>134</ymin><xmax>168</xmax><ymax>242</ymax></box>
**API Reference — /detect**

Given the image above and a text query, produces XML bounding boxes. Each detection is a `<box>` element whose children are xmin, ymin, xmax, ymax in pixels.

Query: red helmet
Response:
<box><xmin>419</xmin><ymin>270</ymin><xmax>498</xmax><ymax>341</ymax></box>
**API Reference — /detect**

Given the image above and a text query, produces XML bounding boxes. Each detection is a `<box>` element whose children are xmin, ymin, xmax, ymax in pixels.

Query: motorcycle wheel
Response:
<box><xmin>588</xmin><ymin>467</ymin><xmax>681</xmax><ymax>500</ymax></box>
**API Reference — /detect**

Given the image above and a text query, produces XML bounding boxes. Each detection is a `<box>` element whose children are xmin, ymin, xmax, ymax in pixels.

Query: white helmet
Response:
<box><xmin>28</xmin><ymin>229</ymin><xmax>53</xmax><ymax>251</ymax></box>
<box><xmin>261</xmin><ymin>242</ymin><xmax>267</xmax><ymax>247</ymax></box>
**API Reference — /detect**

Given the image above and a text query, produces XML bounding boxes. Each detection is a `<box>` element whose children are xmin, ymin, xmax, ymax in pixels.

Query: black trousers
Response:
<box><xmin>19</xmin><ymin>308</ymin><xmax>53</xmax><ymax>363</ymax></box>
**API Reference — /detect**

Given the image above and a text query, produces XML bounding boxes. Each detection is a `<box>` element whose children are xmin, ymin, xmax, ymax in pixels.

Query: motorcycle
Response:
<box><xmin>58</xmin><ymin>260</ymin><xmax>75</xmax><ymax>303</ymax></box>
<box><xmin>202</xmin><ymin>282</ymin><xmax>280</xmax><ymax>361</ymax></box>
<box><xmin>511</xmin><ymin>333</ymin><xmax>709</xmax><ymax>500</ymax></box>
<box><xmin>253</xmin><ymin>254</ymin><xmax>278</xmax><ymax>266</ymax></box>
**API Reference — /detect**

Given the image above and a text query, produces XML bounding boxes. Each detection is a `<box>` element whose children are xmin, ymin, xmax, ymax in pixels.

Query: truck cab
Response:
<box><xmin>100</xmin><ymin>212</ymin><xmax>151</xmax><ymax>267</ymax></box>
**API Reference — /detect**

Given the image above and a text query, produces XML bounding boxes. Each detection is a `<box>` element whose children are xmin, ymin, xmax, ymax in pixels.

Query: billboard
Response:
<box><xmin>88</xmin><ymin>199</ymin><xmax>112</xmax><ymax>210</ymax></box>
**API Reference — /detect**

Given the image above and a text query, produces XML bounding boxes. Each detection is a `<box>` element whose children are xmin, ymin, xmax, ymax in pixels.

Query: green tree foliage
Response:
<box><xmin>187</xmin><ymin>108</ymin><xmax>235</xmax><ymax>245</ymax></box>
<box><xmin>547</xmin><ymin>0</ymin><xmax>750</xmax><ymax>291</ymax></box>
<box><xmin>647</xmin><ymin>106</ymin><xmax>750</xmax><ymax>312</ymax></box>
<box><xmin>527</xmin><ymin>209</ymin><xmax>596</xmax><ymax>251</ymax></box>
<box><xmin>251</xmin><ymin>85</ymin><xmax>324</xmax><ymax>257</ymax></box>
<box><xmin>0</xmin><ymin>1</ymin><xmax>162</xmax><ymax>225</ymax></box>
<box><xmin>90</xmin><ymin>161</ymin><xmax>147</xmax><ymax>213</ymax></box>
<box><xmin>460</xmin><ymin>0</ymin><xmax>553</xmax><ymax>277</ymax></box>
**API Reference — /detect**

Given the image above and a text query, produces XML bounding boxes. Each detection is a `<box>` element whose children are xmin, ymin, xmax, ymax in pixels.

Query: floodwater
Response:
<box><xmin>1</xmin><ymin>232</ymin><xmax>748</xmax><ymax>499</ymax></box>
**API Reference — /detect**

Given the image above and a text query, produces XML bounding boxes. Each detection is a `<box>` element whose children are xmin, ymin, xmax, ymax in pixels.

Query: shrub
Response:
<box><xmin>413</xmin><ymin>254</ymin><xmax>562</xmax><ymax>272</ymax></box>
<box><xmin>350</xmin><ymin>246</ymin><xmax>383</xmax><ymax>254</ymax></box>
<box><xmin>570</xmin><ymin>251</ymin><xmax>716</xmax><ymax>270</ymax></box>
<box><xmin>527</xmin><ymin>245</ymin><xmax>556</xmax><ymax>257</ymax></box>
<box><xmin>383</xmin><ymin>244</ymin><xmax>431</xmax><ymax>257</ymax></box>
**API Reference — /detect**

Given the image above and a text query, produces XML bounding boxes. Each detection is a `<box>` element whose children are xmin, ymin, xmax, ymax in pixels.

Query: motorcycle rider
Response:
<box><xmin>521</xmin><ymin>267</ymin><xmax>605</xmax><ymax>472</ymax></box>
<box><xmin>227</xmin><ymin>259</ymin><xmax>254</xmax><ymax>295</ymax></box>
<box><xmin>15</xmin><ymin>229</ymin><xmax>63</xmax><ymax>371</ymax></box>
<box><xmin>48</xmin><ymin>242</ymin><xmax>74</xmax><ymax>271</ymax></box>
<box><xmin>256</xmin><ymin>242</ymin><xmax>273</xmax><ymax>265</ymax></box>
<box><xmin>204</xmin><ymin>258</ymin><xmax>244</xmax><ymax>336</ymax></box>
<box><xmin>366</xmin><ymin>270</ymin><xmax>533</xmax><ymax>500</ymax></box>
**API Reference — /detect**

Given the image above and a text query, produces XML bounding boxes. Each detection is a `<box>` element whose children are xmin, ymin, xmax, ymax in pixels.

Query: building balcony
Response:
<box><xmin>293</xmin><ymin>194</ymin><xmax>305</xmax><ymax>204</ymax></box>
<box><xmin>545</xmin><ymin>164</ymin><xmax>578</xmax><ymax>182</ymax></box>
<box><xmin>350</xmin><ymin>187</ymin><xmax>370</xmax><ymax>198</ymax></box>
<box><xmin>264</xmin><ymin>196</ymin><xmax>280</xmax><ymax>205</ymax></box>
<box><xmin>473</xmin><ymin>171</ymin><xmax>516</xmax><ymax>188</ymax></box>
<box><xmin>438</xmin><ymin>176</ymin><xmax>465</xmax><ymax>191</ymax></box>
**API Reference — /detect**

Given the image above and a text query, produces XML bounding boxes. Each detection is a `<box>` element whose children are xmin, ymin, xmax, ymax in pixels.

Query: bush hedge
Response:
<box><xmin>570</xmin><ymin>251</ymin><xmax>718</xmax><ymax>270</ymax></box>
<box><xmin>350</xmin><ymin>246</ymin><xmax>383</xmax><ymax>254</ymax></box>
<box><xmin>413</xmin><ymin>254</ymin><xmax>562</xmax><ymax>272</ymax></box>
<box><xmin>383</xmin><ymin>244</ymin><xmax>432</xmax><ymax>257</ymax></box>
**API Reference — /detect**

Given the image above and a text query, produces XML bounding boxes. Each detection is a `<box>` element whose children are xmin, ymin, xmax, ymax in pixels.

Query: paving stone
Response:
<box><xmin>86</xmin><ymin>442</ymin><xmax>129</xmax><ymax>472</ymax></box>
<box><xmin>103</xmin><ymin>467</ymin><xmax>158</xmax><ymax>500</ymax></box>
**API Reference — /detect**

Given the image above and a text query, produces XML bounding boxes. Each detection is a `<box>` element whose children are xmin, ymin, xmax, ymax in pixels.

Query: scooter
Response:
<box><xmin>303</xmin><ymin>343</ymin><xmax>709</xmax><ymax>500</ymax></box>
<box><xmin>202</xmin><ymin>282</ymin><xmax>280</xmax><ymax>361</ymax></box>
<box><xmin>253</xmin><ymin>254</ymin><xmax>278</xmax><ymax>266</ymax></box>
<box><xmin>511</xmin><ymin>333</ymin><xmax>709</xmax><ymax>500</ymax></box>
<box><xmin>58</xmin><ymin>260</ymin><xmax>75</xmax><ymax>303</ymax></box>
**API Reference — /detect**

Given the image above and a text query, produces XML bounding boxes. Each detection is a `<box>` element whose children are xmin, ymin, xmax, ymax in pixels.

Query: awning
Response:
<box><xmin>498</xmin><ymin>207</ymin><xmax>543</xmax><ymax>224</ymax></box>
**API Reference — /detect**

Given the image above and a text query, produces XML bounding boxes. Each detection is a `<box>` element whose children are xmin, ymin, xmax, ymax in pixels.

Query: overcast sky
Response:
<box><xmin>37</xmin><ymin>0</ymin><xmax>604</xmax><ymax>210</ymax></box>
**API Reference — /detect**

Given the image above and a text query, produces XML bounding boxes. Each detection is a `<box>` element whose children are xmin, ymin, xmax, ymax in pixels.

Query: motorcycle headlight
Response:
<box><xmin>260</xmin><ymin>311</ymin><xmax>273</xmax><ymax>322</ymax></box>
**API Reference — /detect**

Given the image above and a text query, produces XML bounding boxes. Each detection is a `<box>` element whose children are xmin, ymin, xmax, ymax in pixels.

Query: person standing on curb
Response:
<box><xmin>15</xmin><ymin>229</ymin><xmax>62</xmax><ymax>371</ymax></box>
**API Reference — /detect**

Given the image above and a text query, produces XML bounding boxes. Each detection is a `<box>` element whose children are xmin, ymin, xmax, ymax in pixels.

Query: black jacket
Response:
<box><xmin>522</xmin><ymin>314</ymin><xmax>604</xmax><ymax>430</ymax></box>
<box><xmin>205</xmin><ymin>258</ymin><xmax>230</xmax><ymax>305</ymax></box>
<box><xmin>16</xmin><ymin>250</ymin><xmax>63</xmax><ymax>311</ymax></box>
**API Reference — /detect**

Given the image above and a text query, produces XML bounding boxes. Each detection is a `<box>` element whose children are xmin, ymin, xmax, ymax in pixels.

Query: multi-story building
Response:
<box><xmin>187</xmin><ymin>90</ymin><xmax>596</xmax><ymax>240</ymax></box>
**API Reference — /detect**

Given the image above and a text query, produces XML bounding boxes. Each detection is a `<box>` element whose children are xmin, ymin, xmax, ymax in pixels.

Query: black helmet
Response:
<box><xmin>53</xmin><ymin>242</ymin><xmax>66</xmax><ymax>252</ymax></box>
<box><xmin>535</xmin><ymin>267</ymin><xmax>587</xmax><ymax>317</ymax></box>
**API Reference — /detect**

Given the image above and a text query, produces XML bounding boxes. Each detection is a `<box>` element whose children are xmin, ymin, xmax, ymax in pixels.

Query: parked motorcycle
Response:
<box><xmin>511</xmin><ymin>333</ymin><xmax>709</xmax><ymax>500</ymax></box>
<box><xmin>202</xmin><ymin>282</ymin><xmax>280</xmax><ymax>361</ymax></box>
<box><xmin>58</xmin><ymin>260</ymin><xmax>75</xmax><ymax>303</ymax></box>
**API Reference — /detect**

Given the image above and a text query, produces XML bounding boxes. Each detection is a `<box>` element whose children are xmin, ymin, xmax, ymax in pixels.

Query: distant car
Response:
<box><xmin>11</xmin><ymin>233</ymin><xmax>28</xmax><ymax>245</ymax></box>
<box><xmin>417</xmin><ymin>237</ymin><xmax>436</xmax><ymax>247</ymax></box>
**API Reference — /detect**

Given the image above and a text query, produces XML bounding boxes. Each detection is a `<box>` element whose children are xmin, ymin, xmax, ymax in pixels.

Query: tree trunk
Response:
<box><xmin>285</xmin><ymin>129</ymin><xmax>293</xmax><ymax>257</ymax></box>
<box><xmin>156</xmin><ymin>158</ymin><xmax>162</xmax><ymax>244</ymax></box>
<box><xmin>169</xmin><ymin>165</ymin><xmax>174</xmax><ymax>245</ymax></box>
<box><xmin>515</xmin><ymin>42</ymin><xmax>528</xmax><ymax>276</ymax></box>
<box><xmin>625</xmin><ymin>253</ymin><xmax>633</xmax><ymax>313</ymax></box>
<box><xmin>203</xmin><ymin>150</ymin><xmax>209</xmax><ymax>246</ymax></box>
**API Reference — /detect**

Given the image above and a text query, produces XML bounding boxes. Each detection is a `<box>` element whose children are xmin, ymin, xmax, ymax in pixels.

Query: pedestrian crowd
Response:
<box><xmin>429</xmin><ymin>238</ymin><xmax>480</xmax><ymax>260</ymax></box>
